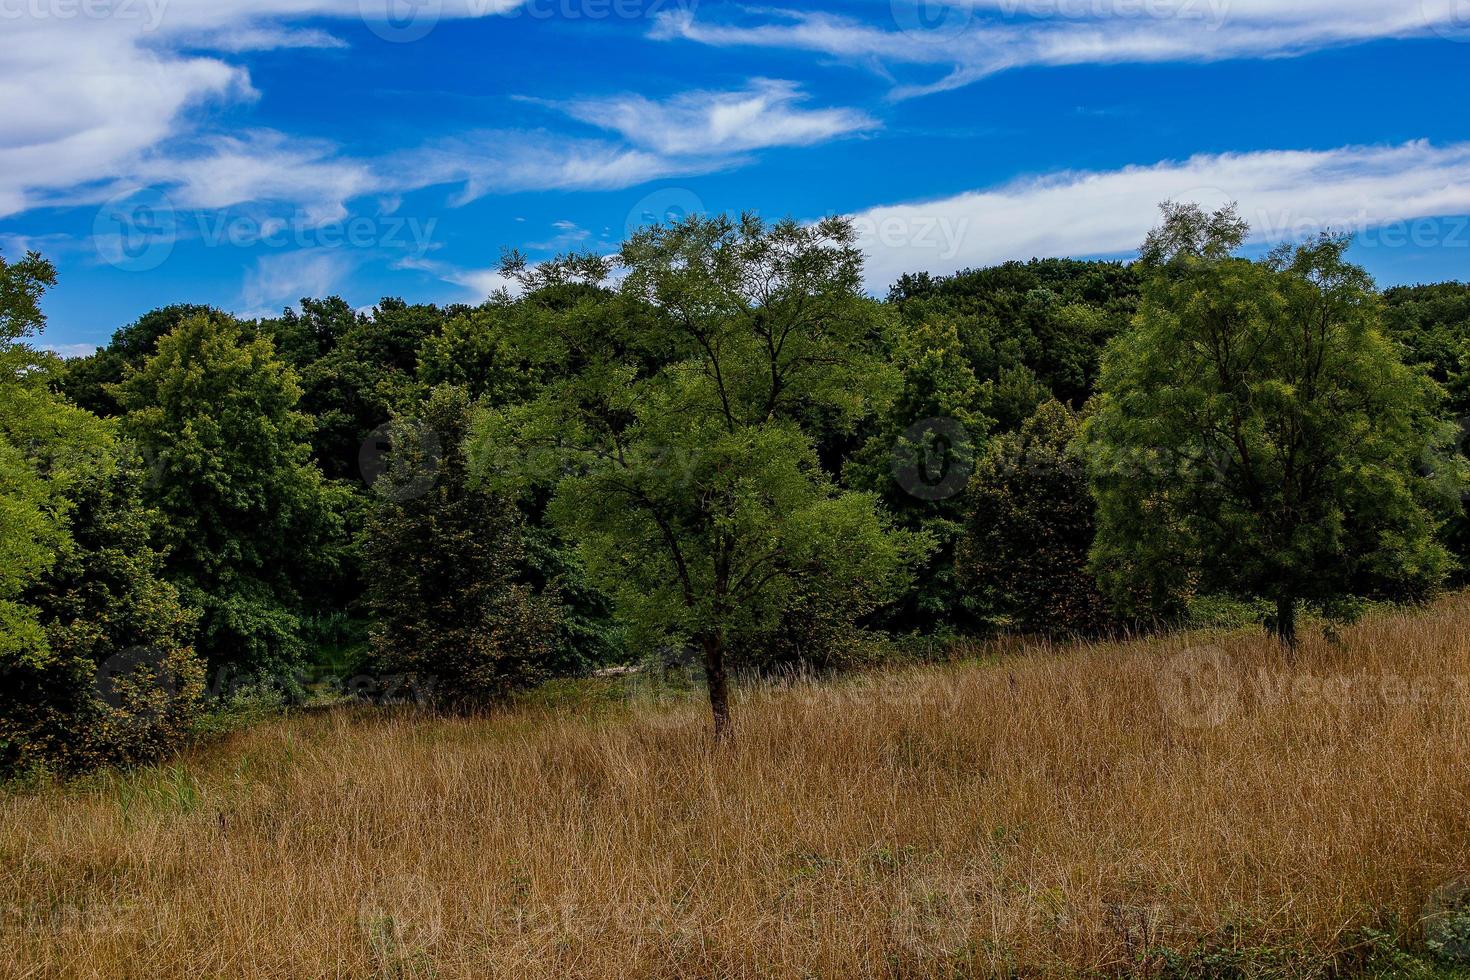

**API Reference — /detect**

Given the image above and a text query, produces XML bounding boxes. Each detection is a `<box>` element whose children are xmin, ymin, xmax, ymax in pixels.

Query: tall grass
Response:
<box><xmin>4</xmin><ymin>598</ymin><xmax>1470</xmax><ymax>977</ymax></box>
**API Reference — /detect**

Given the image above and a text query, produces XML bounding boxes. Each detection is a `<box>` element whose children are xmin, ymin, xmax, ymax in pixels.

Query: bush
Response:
<box><xmin>2</xmin><ymin>450</ymin><xmax>203</xmax><ymax>777</ymax></box>
<box><xmin>361</xmin><ymin>385</ymin><xmax>560</xmax><ymax>710</ymax></box>
<box><xmin>956</xmin><ymin>400</ymin><xmax>1113</xmax><ymax>637</ymax></box>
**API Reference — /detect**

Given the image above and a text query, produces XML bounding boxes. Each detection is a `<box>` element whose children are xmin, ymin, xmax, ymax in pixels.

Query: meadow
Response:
<box><xmin>5</xmin><ymin>597</ymin><xmax>1470</xmax><ymax>978</ymax></box>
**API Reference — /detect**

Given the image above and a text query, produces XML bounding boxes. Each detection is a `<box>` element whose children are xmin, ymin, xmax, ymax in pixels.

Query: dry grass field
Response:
<box><xmin>5</xmin><ymin>598</ymin><xmax>1470</xmax><ymax>978</ymax></box>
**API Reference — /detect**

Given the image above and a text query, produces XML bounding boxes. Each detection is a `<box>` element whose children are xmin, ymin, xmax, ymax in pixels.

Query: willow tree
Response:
<box><xmin>1083</xmin><ymin>203</ymin><xmax>1462</xmax><ymax>648</ymax></box>
<box><xmin>472</xmin><ymin>215</ymin><xmax>926</xmax><ymax>736</ymax></box>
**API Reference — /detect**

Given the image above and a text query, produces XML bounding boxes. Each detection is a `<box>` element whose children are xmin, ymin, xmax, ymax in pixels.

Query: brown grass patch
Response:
<box><xmin>4</xmin><ymin>597</ymin><xmax>1470</xmax><ymax>978</ymax></box>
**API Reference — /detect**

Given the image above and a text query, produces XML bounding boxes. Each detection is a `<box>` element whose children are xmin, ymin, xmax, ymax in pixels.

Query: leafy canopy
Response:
<box><xmin>1083</xmin><ymin>203</ymin><xmax>1463</xmax><ymax>639</ymax></box>
<box><xmin>115</xmin><ymin>313</ymin><xmax>349</xmax><ymax>678</ymax></box>
<box><xmin>472</xmin><ymin>214</ymin><xmax>927</xmax><ymax>733</ymax></box>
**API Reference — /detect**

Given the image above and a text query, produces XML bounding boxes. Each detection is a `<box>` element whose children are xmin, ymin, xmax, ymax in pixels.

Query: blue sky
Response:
<box><xmin>3</xmin><ymin>0</ymin><xmax>1469</xmax><ymax>353</ymax></box>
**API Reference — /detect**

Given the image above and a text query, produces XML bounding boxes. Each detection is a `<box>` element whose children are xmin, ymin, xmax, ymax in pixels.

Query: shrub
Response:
<box><xmin>956</xmin><ymin>400</ymin><xmax>1112</xmax><ymax>637</ymax></box>
<box><xmin>2</xmin><ymin>448</ymin><xmax>203</xmax><ymax>777</ymax></box>
<box><xmin>361</xmin><ymin>385</ymin><xmax>560</xmax><ymax>710</ymax></box>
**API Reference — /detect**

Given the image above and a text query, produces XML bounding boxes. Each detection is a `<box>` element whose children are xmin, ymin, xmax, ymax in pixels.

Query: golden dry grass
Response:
<box><xmin>5</xmin><ymin>597</ymin><xmax>1470</xmax><ymax>978</ymax></box>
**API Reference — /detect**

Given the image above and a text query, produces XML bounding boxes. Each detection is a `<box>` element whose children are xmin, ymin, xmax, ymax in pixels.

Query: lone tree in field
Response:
<box><xmin>1083</xmin><ymin>203</ymin><xmax>1462</xmax><ymax>648</ymax></box>
<box><xmin>473</xmin><ymin>214</ymin><xmax>925</xmax><ymax>737</ymax></box>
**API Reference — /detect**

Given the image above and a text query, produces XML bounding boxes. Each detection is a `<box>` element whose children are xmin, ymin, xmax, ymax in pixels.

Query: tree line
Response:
<box><xmin>2</xmin><ymin>202</ymin><xmax>1467</xmax><ymax>768</ymax></box>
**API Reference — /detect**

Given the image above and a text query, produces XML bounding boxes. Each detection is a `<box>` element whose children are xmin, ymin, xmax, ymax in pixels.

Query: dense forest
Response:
<box><xmin>4</xmin><ymin>203</ymin><xmax>1469</xmax><ymax>771</ymax></box>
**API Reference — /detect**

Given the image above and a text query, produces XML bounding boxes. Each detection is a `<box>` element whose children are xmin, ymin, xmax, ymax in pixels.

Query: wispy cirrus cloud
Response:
<box><xmin>0</xmin><ymin>0</ymin><xmax>525</xmax><ymax>218</ymax></box>
<box><xmin>241</xmin><ymin>248</ymin><xmax>356</xmax><ymax>315</ymax></box>
<box><xmin>543</xmin><ymin>79</ymin><xmax>877</xmax><ymax>156</ymax></box>
<box><xmin>652</xmin><ymin>2</ymin><xmax>1468</xmax><ymax>99</ymax></box>
<box><xmin>850</xmin><ymin>139</ymin><xmax>1470</xmax><ymax>288</ymax></box>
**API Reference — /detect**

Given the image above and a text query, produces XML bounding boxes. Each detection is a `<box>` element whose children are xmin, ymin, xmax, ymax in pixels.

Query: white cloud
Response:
<box><xmin>177</xmin><ymin>26</ymin><xmax>350</xmax><ymax>53</ymax></box>
<box><xmin>547</xmin><ymin>79</ymin><xmax>877</xmax><ymax>156</ymax></box>
<box><xmin>0</xmin><ymin>24</ymin><xmax>250</xmax><ymax>217</ymax></box>
<box><xmin>135</xmin><ymin>131</ymin><xmax>379</xmax><ymax>224</ymax></box>
<box><xmin>241</xmin><ymin>249</ymin><xmax>354</xmax><ymax>313</ymax></box>
<box><xmin>40</xmin><ymin>342</ymin><xmax>101</xmax><ymax>360</ymax></box>
<box><xmin>849</xmin><ymin>139</ymin><xmax>1470</xmax><ymax>289</ymax></box>
<box><xmin>0</xmin><ymin>1</ymin><xmax>528</xmax><ymax>218</ymax></box>
<box><xmin>525</xmin><ymin>219</ymin><xmax>593</xmax><ymax>251</ymax></box>
<box><xmin>396</xmin><ymin>130</ymin><xmax>720</xmax><ymax>204</ymax></box>
<box><xmin>653</xmin><ymin>2</ymin><xmax>1468</xmax><ymax>99</ymax></box>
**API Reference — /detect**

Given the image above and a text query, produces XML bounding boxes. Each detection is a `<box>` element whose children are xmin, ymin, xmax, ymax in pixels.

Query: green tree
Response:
<box><xmin>420</xmin><ymin>297</ymin><xmax>623</xmax><ymax>672</ymax></box>
<box><xmin>888</xmin><ymin>258</ymin><xmax>1140</xmax><ymax>425</ymax></box>
<box><xmin>1</xmin><ymin>252</ymin><xmax>202</xmax><ymax>776</ymax></box>
<box><xmin>1382</xmin><ymin>282</ymin><xmax>1470</xmax><ymax>572</ymax></box>
<box><xmin>956</xmin><ymin>401</ymin><xmax>1110</xmax><ymax>637</ymax></box>
<box><xmin>7</xmin><ymin>445</ymin><xmax>204</xmax><ymax>775</ymax></box>
<box><xmin>1083</xmin><ymin>203</ymin><xmax>1461</xmax><ymax>648</ymax></box>
<box><xmin>845</xmin><ymin>316</ymin><xmax>992</xmax><ymax>630</ymax></box>
<box><xmin>473</xmin><ymin>215</ymin><xmax>927</xmax><ymax>736</ymax></box>
<box><xmin>417</xmin><ymin>304</ymin><xmax>539</xmax><ymax>405</ymax></box>
<box><xmin>57</xmin><ymin>305</ymin><xmax>224</xmax><ymax>416</ymax></box>
<box><xmin>257</xmin><ymin>296</ymin><xmax>360</xmax><ymax>370</ymax></box>
<box><xmin>362</xmin><ymin>385</ymin><xmax>559</xmax><ymax>708</ymax></box>
<box><xmin>298</xmin><ymin>298</ymin><xmax>443</xmax><ymax>480</ymax></box>
<box><xmin>115</xmin><ymin>313</ymin><xmax>348</xmax><ymax>679</ymax></box>
<box><xmin>1382</xmin><ymin>282</ymin><xmax>1470</xmax><ymax>413</ymax></box>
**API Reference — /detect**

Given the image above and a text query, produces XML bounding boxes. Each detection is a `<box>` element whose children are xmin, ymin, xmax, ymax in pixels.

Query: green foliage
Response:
<box><xmin>0</xmin><ymin>250</ymin><xmax>57</xmax><ymax>343</ymax></box>
<box><xmin>0</xmin><ymin>254</ymin><xmax>202</xmax><ymax>777</ymax></box>
<box><xmin>297</xmin><ymin>298</ymin><xmax>442</xmax><ymax>480</ymax></box>
<box><xmin>417</xmin><ymin>304</ymin><xmax>540</xmax><ymax>405</ymax></box>
<box><xmin>957</xmin><ymin>400</ymin><xmax>1111</xmax><ymax>637</ymax></box>
<box><xmin>257</xmin><ymin>296</ymin><xmax>360</xmax><ymax>370</ymax></box>
<box><xmin>888</xmin><ymin>257</ymin><xmax>1140</xmax><ymax>425</ymax></box>
<box><xmin>1383</xmin><ymin>283</ymin><xmax>1470</xmax><ymax>572</ymax></box>
<box><xmin>5</xmin><ymin>449</ymin><xmax>205</xmax><ymax>776</ymax></box>
<box><xmin>12</xmin><ymin>202</ymin><xmax>1470</xmax><ymax>766</ymax></box>
<box><xmin>57</xmin><ymin>305</ymin><xmax>226</xmax><ymax>416</ymax></box>
<box><xmin>362</xmin><ymin>384</ymin><xmax>559</xmax><ymax>708</ymax></box>
<box><xmin>473</xmin><ymin>214</ymin><xmax>928</xmax><ymax>732</ymax></box>
<box><xmin>1084</xmin><ymin>204</ymin><xmax>1463</xmax><ymax>639</ymax></box>
<box><xmin>845</xmin><ymin>316</ymin><xmax>993</xmax><ymax>630</ymax></box>
<box><xmin>114</xmin><ymin>312</ymin><xmax>349</xmax><ymax>680</ymax></box>
<box><xmin>1382</xmin><ymin>283</ymin><xmax>1470</xmax><ymax>413</ymax></box>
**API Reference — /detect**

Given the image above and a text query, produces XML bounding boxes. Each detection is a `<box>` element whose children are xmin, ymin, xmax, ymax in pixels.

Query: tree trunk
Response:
<box><xmin>700</xmin><ymin>632</ymin><xmax>733</xmax><ymax>740</ymax></box>
<box><xmin>1275</xmin><ymin>592</ymin><xmax>1298</xmax><ymax>658</ymax></box>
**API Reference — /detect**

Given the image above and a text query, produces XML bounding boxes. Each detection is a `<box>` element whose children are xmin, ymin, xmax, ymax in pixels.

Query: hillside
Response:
<box><xmin>5</xmin><ymin>599</ymin><xmax>1470</xmax><ymax>978</ymax></box>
